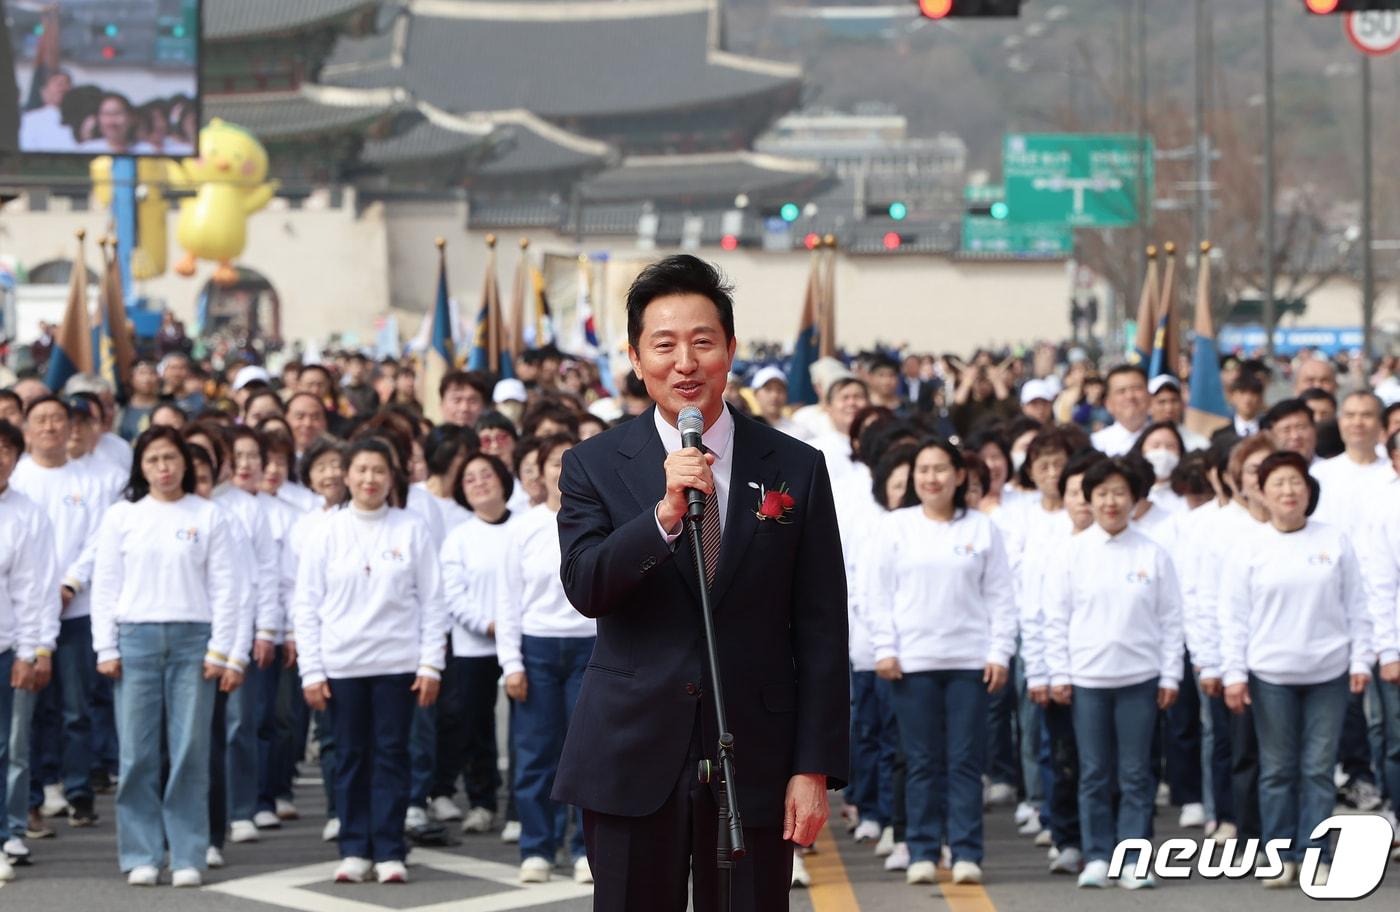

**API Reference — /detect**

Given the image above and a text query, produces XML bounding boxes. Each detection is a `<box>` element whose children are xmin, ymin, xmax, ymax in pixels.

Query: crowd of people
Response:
<box><xmin>0</xmin><ymin>323</ymin><xmax>1398</xmax><ymax>894</ymax></box>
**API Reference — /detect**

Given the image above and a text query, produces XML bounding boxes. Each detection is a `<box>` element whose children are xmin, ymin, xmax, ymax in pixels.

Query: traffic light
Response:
<box><xmin>917</xmin><ymin>0</ymin><xmax>1021</xmax><ymax>19</ymax></box>
<box><xmin>1304</xmin><ymin>0</ymin><xmax>1400</xmax><ymax>11</ymax></box>
<box><xmin>779</xmin><ymin>202</ymin><xmax>800</xmax><ymax>223</ymax></box>
<box><xmin>888</xmin><ymin>201</ymin><xmax>908</xmax><ymax>221</ymax></box>
<box><xmin>967</xmin><ymin>201</ymin><xmax>1009</xmax><ymax>220</ymax></box>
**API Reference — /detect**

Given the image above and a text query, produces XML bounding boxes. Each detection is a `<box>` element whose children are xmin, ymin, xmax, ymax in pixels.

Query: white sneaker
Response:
<box><xmin>951</xmin><ymin>860</ymin><xmax>982</xmax><ymax>884</ymax></box>
<box><xmin>874</xmin><ymin>825</ymin><xmax>896</xmax><ymax>857</ymax></box>
<box><xmin>275</xmin><ymin>798</ymin><xmax>299</xmax><ymax>820</ymax></box>
<box><xmin>1017</xmin><ymin>812</ymin><xmax>1042</xmax><ymax>836</ymax></box>
<box><xmin>376</xmin><ymin>860</ymin><xmax>408</xmax><ymax>884</ymax></box>
<box><xmin>884</xmin><ymin>842</ymin><xmax>910</xmax><ymax>872</ymax></box>
<box><xmin>519</xmin><ymin>856</ymin><xmax>552</xmax><ymax>883</ymax></box>
<box><xmin>40</xmin><ymin>783</ymin><xmax>71</xmax><ymax>818</ymax></box>
<box><xmin>229</xmin><ymin>820</ymin><xmax>259</xmax><ymax>843</ymax></box>
<box><xmin>1078</xmin><ymin>859</ymin><xmax>1110</xmax><ymax>888</ymax></box>
<box><xmin>906</xmin><ymin>859</ymin><xmax>938</xmax><ymax>884</ymax></box>
<box><xmin>462</xmin><ymin>807</ymin><xmax>493</xmax><ymax>833</ymax></box>
<box><xmin>939</xmin><ymin>845</ymin><xmax>952</xmax><ymax>869</ymax></box>
<box><xmin>334</xmin><ymin>856</ymin><xmax>373</xmax><ymax>883</ymax></box>
<box><xmin>501</xmin><ymin>820</ymin><xmax>522</xmax><ymax>843</ymax></box>
<box><xmin>1034</xmin><ymin>828</ymin><xmax>1052</xmax><ymax>847</ymax></box>
<box><xmin>1155</xmin><ymin>782</ymin><xmax>1171</xmax><ymax>807</ymax></box>
<box><xmin>853</xmin><ymin>819</ymin><xmax>882</xmax><ymax>842</ymax></box>
<box><xmin>1210</xmin><ymin>820</ymin><xmax>1238</xmax><ymax>842</ymax></box>
<box><xmin>206</xmin><ymin>846</ymin><xmax>225</xmax><ymax>868</ymax></box>
<box><xmin>791</xmin><ymin>852</ymin><xmax>811</xmax><ymax>887</ymax></box>
<box><xmin>984</xmin><ymin>782</ymin><xmax>1016</xmax><ymax>807</ymax></box>
<box><xmin>322</xmin><ymin>818</ymin><xmax>340</xmax><ymax>842</ymax></box>
<box><xmin>171</xmin><ymin>868</ymin><xmax>201</xmax><ymax>888</ymax></box>
<box><xmin>1263</xmin><ymin>861</ymin><xmax>1298</xmax><ymax>888</ymax></box>
<box><xmin>3</xmin><ymin>838</ymin><xmax>29</xmax><ymax>862</ymax></box>
<box><xmin>430</xmin><ymin>796</ymin><xmax>464</xmax><ymax>822</ymax></box>
<box><xmin>404</xmin><ymin>805</ymin><xmax>430</xmax><ymax>830</ymax></box>
<box><xmin>1178</xmin><ymin>802</ymin><xmax>1207</xmax><ymax>828</ymax></box>
<box><xmin>840</xmin><ymin>804</ymin><xmax>860</xmax><ymax>832</ymax></box>
<box><xmin>573</xmin><ymin>856</ymin><xmax>593</xmax><ymax>884</ymax></box>
<box><xmin>253</xmin><ymin>810</ymin><xmax>282</xmax><ymax>829</ymax></box>
<box><xmin>0</xmin><ymin>857</ymin><xmax>13</xmax><ymax>883</ymax></box>
<box><xmin>1119</xmin><ymin>871</ymin><xmax>1156</xmax><ymax>890</ymax></box>
<box><xmin>1049</xmin><ymin>846</ymin><xmax>1083</xmax><ymax>874</ymax></box>
<box><xmin>1014</xmin><ymin>801</ymin><xmax>1036</xmax><ymax>825</ymax></box>
<box><xmin>127</xmin><ymin>864</ymin><xmax>160</xmax><ymax>886</ymax></box>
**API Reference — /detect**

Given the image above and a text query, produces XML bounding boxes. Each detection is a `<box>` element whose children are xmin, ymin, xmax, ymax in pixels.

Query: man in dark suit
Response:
<box><xmin>554</xmin><ymin>255</ymin><xmax>848</xmax><ymax>910</ymax></box>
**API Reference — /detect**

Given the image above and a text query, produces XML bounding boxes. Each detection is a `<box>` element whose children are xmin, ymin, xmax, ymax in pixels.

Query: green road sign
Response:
<box><xmin>1003</xmin><ymin>133</ymin><xmax>1154</xmax><ymax>227</ymax></box>
<box><xmin>962</xmin><ymin>184</ymin><xmax>1072</xmax><ymax>256</ymax></box>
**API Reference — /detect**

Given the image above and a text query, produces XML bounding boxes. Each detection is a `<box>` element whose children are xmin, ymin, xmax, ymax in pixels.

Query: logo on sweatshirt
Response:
<box><xmin>381</xmin><ymin>547</ymin><xmax>406</xmax><ymax>562</ymax></box>
<box><xmin>1124</xmin><ymin>568</ymin><xmax>1153</xmax><ymax>585</ymax></box>
<box><xmin>176</xmin><ymin>527</ymin><xmax>200</xmax><ymax>543</ymax></box>
<box><xmin>1308</xmin><ymin>551</ymin><xmax>1333</xmax><ymax>567</ymax></box>
<box><xmin>952</xmin><ymin>542</ymin><xmax>978</xmax><ymax>558</ymax></box>
<box><xmin>62</xmin><ymin>492</ymin><xmax>86</xmax><ymax>507</ymax></box>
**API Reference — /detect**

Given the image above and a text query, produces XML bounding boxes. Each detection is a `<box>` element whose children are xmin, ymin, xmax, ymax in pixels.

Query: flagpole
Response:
<box><xmin>1132</xmin><ymin>245</ymin><xmax>1158</xmax><ymax>362</ymax></box>
<box><xmin>485</xmin><ymin>234</ymin><xmax>500</xmax><ymax>376</ymax></box>
<box><xmin>510</xmin><ymin>237</ymin><xmax>529</xmax><ymax>364</ymax></box>
<box><xmin>819</xmin><ymin>234</ymin><xmax>837</xmax><ymax>360</ymax></box>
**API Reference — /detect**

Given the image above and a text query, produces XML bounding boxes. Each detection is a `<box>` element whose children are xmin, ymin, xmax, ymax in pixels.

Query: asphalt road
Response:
<box><xmin>5</xmin><ymin>778</ymin><xmax>1399</xmax><ymax>911</ymax></box>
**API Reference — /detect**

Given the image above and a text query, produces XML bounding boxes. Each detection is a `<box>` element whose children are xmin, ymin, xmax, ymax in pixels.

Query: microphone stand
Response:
<box><xmin>685</xmin><ymin>505</ymin><xmax>745</xmax><ymax>912</ymax></box>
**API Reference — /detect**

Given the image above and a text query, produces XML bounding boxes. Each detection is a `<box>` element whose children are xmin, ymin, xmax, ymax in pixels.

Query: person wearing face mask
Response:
<box><xmin>1024</xmin><ymin>449</ymin><xmax>1104</xmax><ymax>878</ymax></box>
<box><xmin>867</xmin><ymin>439</ymin><xmax>1017</xmax><ymax>887</ymax></box>
<box><xmin>1129</xmin><ymin>422</ymin><xmax>1187</xmax><ymax>514</ymax></box>
<box><xmin>1089</xmin><ymin>366</ymin><xmax>1151</xmax><ymax>457</ymax></box>
<box><xmin>1043</xmin><ymin>456</ymin><xmax>1183</xmax><ymax>890</ymax></box>
<box><xmin>1221</xmin><ymin>451</ymin><xmax>1380</xmax><ymax>889</ymax></box>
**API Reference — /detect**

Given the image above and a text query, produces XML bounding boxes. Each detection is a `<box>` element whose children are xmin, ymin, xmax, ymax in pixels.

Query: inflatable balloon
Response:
<box><xmin>90</xmin><ymin>156</ymin><xmax>174</xmax><ymax>280</ymax></box>
<box><xmin>171</xmin><ymin>118</ymin><xmax>278</xmax><ymax>286</ymax></box>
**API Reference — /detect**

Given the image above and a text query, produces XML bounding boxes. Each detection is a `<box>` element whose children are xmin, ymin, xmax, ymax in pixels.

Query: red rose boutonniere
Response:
<box><xmin>750</xmin><ymin>481</ymin><xmax>796</xmax><ymax>523</ymax></box>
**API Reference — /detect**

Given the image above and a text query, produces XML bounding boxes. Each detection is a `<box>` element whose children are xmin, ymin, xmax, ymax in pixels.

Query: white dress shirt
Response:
<box><xmin>1090</xmin><ymin>421</ymin><xmax>1146</xmax><ymax>456</ymax></box>
<box><xmin>1233</xmin><ymin>415</ymin><xmax>1260</xmax><ymax>437</ymax></box>
<box><xmin>654</xmin><ymin>406</ymin><xmax>735</xmax><ymax>541</ymax></box>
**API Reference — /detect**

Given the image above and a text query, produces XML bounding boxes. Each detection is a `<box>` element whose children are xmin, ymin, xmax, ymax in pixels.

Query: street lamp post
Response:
<box><xmin>1361</xmin><ymin>54</ymin><xmax>1375</xmax><ymax>357</ymax></box>
<box><xmin>1262</xmin><ymin>0</ymin><xmax>1276</xmax><ymax>358</ymax></box>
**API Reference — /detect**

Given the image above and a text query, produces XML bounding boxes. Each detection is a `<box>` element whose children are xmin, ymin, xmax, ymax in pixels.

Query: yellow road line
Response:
<box><xmin>937</xmin><ymin>878</ymin><xmax>999</xmax><ymax>912</ymax></box>
<box><xmin>806</xmin><ymin>825</ymin><xmax>862</xmax><ymax>912</ymax></box>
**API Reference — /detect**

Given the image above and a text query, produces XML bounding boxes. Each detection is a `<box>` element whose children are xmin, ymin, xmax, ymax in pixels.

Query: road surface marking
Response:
<box><xmin>806</xmin><ymin>825</ymin><xmax>861</xmax><ymax>912</ymax></box>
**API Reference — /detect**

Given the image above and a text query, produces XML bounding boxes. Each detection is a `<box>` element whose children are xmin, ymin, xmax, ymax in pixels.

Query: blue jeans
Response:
<box><xmin>0</xmin><ymin>652</ymin><xmax>13</xmax><ymax>840</ymax></box>
<box><xmin>514</xmin><ymin>634</ymin><xmax>592</xmax><ymax>862</ymax></box>
<box><xmin>313</xmin><ymin>709</ymin><xmax>336</xmax><ymax>817</ymax></box>
<box><xmin>848</xmin><ymin>669</ymin><xmax>882</xmax><ymax>822</ymax></box>
<box><xmin>1379</xmin><ymin>678</ymin><xmax>1400</xmax><ymax>809</ymax></box>
<box><xmin>985</xmin><ymin>672</ymin><xmax>1018</xmax><ymax>789</ymax></box>
<box><xmin>52</xmin><ymin>616</ymin><xmax>98</xmax><ymax>802</ymax></box>
<box><xmin>1250</xmin><ymin>673</ymin><xmax>1349</xmax><ymax>864</ymax></box>
<box><xmin>115</xmin><ymin>623</ymin><xmax>217</xmax><ymax>872</ymax></box>
<box><xmin>409</xmin><ymin>703</ymin><xmax>437</xmax><ymax>808</ymax></box>
<box><xmin>890</xmin><ymin>669</ymin><xmax>988</xmax><ymax>865</ymax></box>
<box><xmin>250</xmin><ymin>651</ymin><xmax>285</xmax><ymax>815</ymax></box>
<box><xmin>874</xmin><ymin>677</ymin><xmax>904</xmax><ymax>840</ymax></box>
<box><xmin>214</xmin><ymin>661</ymin><xmax>258</xmax><ymax>825</ymax></box>
<box><xmin>90</xmin><ymin>674</ymin><xmax>118</xmax><ymax>776</ymax></box>
<box><xmin>7</xmin><ymin>684</ymin><xmax>34</xmax><ymax>839</ymax></box>
<box><xmin>1197</xmin><ymin>673</ymin><xmax>1235</xmax><ymax>825</ymax></box>
<box><xmin>1072</xmin><ymin>678</ymin><xmax>1158</xmax><ymax>864</ymax></box>
<box><xmin>1016</xmin><ymin>657</ymin><xmax>1044</xmax><ymax>807</ymax></box>
<box><xmin>1043</xmin><ymin>701</ymin><xmax>1080</xmax><ymax>850</ymax></box>
<box><xmin>328</xmin><ymin>673</ymin><xmax>416</xmax><ymax>862</ymax></box>
<box><xmin>1164</xmin><ymin>654</ymin><xmax>1202</xmax><ymax>806</ymax></box>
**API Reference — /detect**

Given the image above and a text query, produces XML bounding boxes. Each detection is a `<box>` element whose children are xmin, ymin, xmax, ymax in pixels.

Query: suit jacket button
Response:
<box><xmin>641</xmin><ymin>557</ymin><xmax>656</xmax><ymax>571</ymax></box>
<box><xmin>685</xmin><ymin>683</ymin><xmax>698</xmax><ymax>696</ymax></box>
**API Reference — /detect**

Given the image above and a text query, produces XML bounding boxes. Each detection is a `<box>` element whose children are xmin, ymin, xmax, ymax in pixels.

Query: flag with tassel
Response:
<box><xmin>44</xmin><ymin>230</ymin><xmax>93</xmax><ymax>393</ymax></box>
<box><xmin>1148</xmin><ymin>241</ymin><xmax>1178</xmax><ymax>378</ymax></box>
<box><xmin>1130</xmin><ymin>245</ymin><xmax>1158</xmax><ymax>365</ymax></box>
<box><xmin>467</xmin><ymin>235</ymin><xmax>513</xmax><ymax>379</ymax></box>
<box><xmin>788</xmin><ymin>246</ymin><xmax>822</xmax><ymax>406</ymax></box>
<box><xmin>420</xmin><ymin>238</ymin><xmax>456</xmax><ymax>423</ymax></box>
<box><xmin>1186</xmin><ymin>241</ymin><xmax>1231</xmax><ymax>437</ymax></box>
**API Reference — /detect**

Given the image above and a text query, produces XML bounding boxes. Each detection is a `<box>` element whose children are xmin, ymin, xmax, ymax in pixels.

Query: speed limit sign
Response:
<box><xmin>1345</xmin><ymin>11</ymin><xmax>1400</xmax><ymax>57</ymax></box>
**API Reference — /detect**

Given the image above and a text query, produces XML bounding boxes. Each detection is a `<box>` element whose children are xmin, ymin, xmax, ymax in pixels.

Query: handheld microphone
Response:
<box><xmin>678</xmin><ymin>405</ymin><xmax>707</xmax><ymax>522</ymax></box>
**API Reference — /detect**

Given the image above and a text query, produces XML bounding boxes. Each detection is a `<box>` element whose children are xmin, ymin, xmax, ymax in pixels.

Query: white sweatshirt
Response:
<box><xmin>843</xmin><ymin>502</ymin><xmax>882</xmax><ymax>672</ymax></box>
<box><xmin>11</xmin><ymin>457</ymin><xmax>117</xmax><ymax>621</ymax></box>
<box><xmin>440</xmin><ymin>512</ymin><xmax>514</xmax><ymax>658</ymax></box>
<box><xmin>277</xmin><ymin>481</ymin><xmax>322</xmax><ymax>514</ymax></box>
<box><xmin>96</xmin><ymin>432</ymin><xmax>133</xmax><ymax>474</ymax></box>
<box><xmin>90</xmin><ymin>495</ymin><xmax>242</xmax><ymax>666</ymax></box>
<box><xmin>292</xmin><ymin>505</ymin><xmax>448</xmax><ymax>687</ymax></box>
<box><xmin>1312</xmin><ymin>453</ymin><xmax>1394</xmax><ymax>534</ymax></box>
<box><xmin>1220</xmin><ymin>521</ymin><xmax>1375</xmax><ymax>687</ymax></box>
<box><xmin>1183</xmin><ymin>500</ymin><xmax>1262</xmax><ymax>681</ymax></box>
<box><xmin>1015</xmin><ymin>508</ymin><xmax>1073</xmax><ymax>689</ymax></box>
<box><xmin>495</xmin><ymin>504</ymin><xmax>596</xmax><ymax>677</ymax></box>
<box><xmin>0</xmin><ymin>487</ymin><xmax>59</xmax><ymax>660</ymax></box>
<box><xmin>280</xmin><ymin>508</ymin><xmax>334</xmax><ymax>641</ymax></box>
<box><xmin>864</xmin><ymin>507</ymin><xmax>1017</xmax><ymax>673</ymax></box>
<box><xmin>1358</xmin><ymin>481</ymin><xmax>1400</xmax><ymax>663</ymax></box>
<box><xmin>257</xmin><ymin>492</ymin><xmax>302</xmax><ymax>645</ymax></box>
<box><xmin>1044</xmin><ymin>525</ymin><xmax>1184</xmax><ymax>690</ymax></box>
<box><xmin>214</xmin><ymin>485</ymin><xmax>278</xmax><ymax>661</ymax></box>
<box><xmin>406</xmin><ymin>484</ymin><xmax>447</xmax><ymax>550</ymax></box>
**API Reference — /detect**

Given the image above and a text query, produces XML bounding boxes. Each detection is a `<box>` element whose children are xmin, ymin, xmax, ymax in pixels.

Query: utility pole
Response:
<box><xmin>1362</xmin><ymin>54</ymin><xmax>1375</xmax><ymax>357</ymax></box>
<box><xmin>1135</xmin><ymin>0</ymin><xmax>1148</xmax><ymax>349</ymax></box>
<box><xmin>1262</xmin><ymin>0</ymin><xmax>1276</xmax><ymax>357</ymax></box>
<box><xmin>1193</xmin><ymin>0</ymin><xmax>1211</xmax><ymax>253</ymax></box>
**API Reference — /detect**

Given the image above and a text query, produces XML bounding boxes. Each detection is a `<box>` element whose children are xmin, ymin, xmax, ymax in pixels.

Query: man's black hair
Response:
<box><xmin>625</xmin><ymin>255</ymin><xmax>734</xmax><ymax>350</ymax></box>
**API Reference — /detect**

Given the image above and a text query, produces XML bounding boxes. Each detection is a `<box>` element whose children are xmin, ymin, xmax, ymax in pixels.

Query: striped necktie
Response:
<box><xmin>701</xmin><ymin>488</ymin><xmax>721</xmax><ymax>590</ymax></box>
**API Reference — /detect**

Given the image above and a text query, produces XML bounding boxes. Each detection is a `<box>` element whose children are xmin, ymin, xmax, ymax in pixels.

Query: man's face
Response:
<box><xmin>132</xmin><ymin>363</ymin><xmax>159</xmax><ymax>396</ymax></box>
<box><xmin>1387</xmin><ymin>407</ymin><xmax>1400</xmax><ymax>441</ymax></box>
<box><xmin>827</xmin><ymin>382</ymin><xmax>869</xmax><ymax>435</ymax></box>
<box><xmin>1229</xmin><ymin>389</ymin><xmax>1263</xmax><ymax>421</ymax></box>
<box><xmin>163</xmin><ymin>358</ymin><xmax>189</xmax><ymax>391</ymax></box>
<box><xmin>345</xmin><ymin>359</ymin><xmax>367</xmax><ymax>385</ymax></box>
<box><xmin>298</xmin><ymin>369</ymin><xmax>331</xmax><ymax>402</ymax></box>
<box><xmin>1150</xmin><ymin>389</ymin><xmax>1184</xmax><ymax>425</ymax></box>
<box><xmin>1106</xmin><ymin>372</ymin><xmax>1149</xmax><ymax>428</ymax></box>
<box><xmin>627</xmin><ymin>293</ymin><xmax>735</xmax><ymax>426</ymax></box>
<box><xmin>902</xmin><ymin>356</ymin><xmax>921</xmax><ymax>380</ymax></box>
<box><xmin>1271</xmin><ymin>412</ymin><xmax>1317</xmax><ymax>461</ymax></box>
<box><xmin>1339</xmin><ymin>394</ymin><xmax>1382</xmax><ymax>453</ymax></box>
<box><xmin>0</xmin><ymin>398</ymin><xmax>21</xmax><ymax>427</ymax></box>
<box><xmin>1022</xmin><ymin>398</ymin><xmax>1052</xmax><ymax>425</ymax></box>
<box><xmin>1295</xmin><ymin>360</ymin><xmax>1337</xmax><ymax>395</ymax></box>
<box><xmin>441</xmin><ymin>385</ymin><xmax>484</xmax><ymax>427</ymax></box>
<box><xmin>1305</xmin><ymin>397</ymin><xmax>1336</xmax><ymax>425</ymax></box>
<box><xmin>870</xmin><ymin>366</ymin><xmax>899</xmax><ymax>400</ymax></box>
<box><xmin>98</xmin><ymin>98</ymin><xmax>130</xmax><ymax>146</ymax></box>
<box><xmin>754</xmin><ymin>380</ymin><xmax>787</xmax><ymax>419</ymax></box>
<box><xmin>68</xmin><ymin>415</ymin><xmax>100</xmax><ymax>459</ymax></box>
<box><xmin>26</xmin><ymin>401</ymin><xmax>69</xmax><ymax>458</ymax></box>
<box><xmin>0</xmin><ymin>440</ymin><xmax>17</xmax><ymax>489</ymax></box>
<box><xmin>287</xmin><ymin>397</ymin><xmax>327</xmax><ymax>450</ymax></box>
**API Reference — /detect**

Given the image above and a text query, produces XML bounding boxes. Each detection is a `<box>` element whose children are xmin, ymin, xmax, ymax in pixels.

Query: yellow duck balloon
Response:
<box><xmin>171</xmin><ymin>118</ymin><xmax>278</xmax><ymax>286</ymax></box>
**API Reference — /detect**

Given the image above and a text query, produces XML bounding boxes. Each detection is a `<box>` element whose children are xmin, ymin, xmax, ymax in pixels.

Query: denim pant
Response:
<box><xmin>90</xmin><ymin>674</ymin><xmax>118</xmax><ymax>776</ymax></box>
<box><xmin>1197</xmin><ymin>674</ymin><xmax>1235</xmax><ymax>825</ymax></box>
<box><xmin>328</xmin><ymin>673</ymin><xmax>416</xmax><ymax>862</ymax></box>
<box><xmin>28</xmin><ymin>680</ymin><xmax>60</xmax><ymax>806</ymax></box>
<box><xmin>409</xmin><ymin>703</ymin><xmax>437</xmax><ymax>809</ymax></box>
<box><xmin>1338</xmin><ymin>689</ymin><xmax>1375</xmax><ymax>785</ymax></box>
<box><xmin>1164</xmin><ymin>654</ymin><xmax>1202</xmax><ymax>806</ymax></box>
<box><xmin>276</xmin><ymin>658</ymin><xmax>308</xmax><ymax>802</ymax></box>
<box><xmin>1072</xmin><ymin>678</ymin><xmax>1158</xmax><ymax>864</ymax></box>
<box><xmin>1250</xmin><ymin>673</ymin><xmax>1349</xmax><ymax>864</ymax></box>
<box><xmin>890</xmin><ymin>669</ymin><xmax>988</xmax><ymax>865</ymax></box>
<box><xmin>1043</xmin><ymin>700</ymin><xmax>1080</xmax><ymax>851</ymax></box>
<box><xmin>434</xmin><ymin>655</ymin><xmax>503</xmax><ymax>810</ymax></box>
<box><xmin>7</xmin><ymin>684</ymin><xmax>34</xmax><ymax>839</ymax></box>
<box><xmin>1231</xmin><ymin>701</ymin><xmax>1261</xmax><ymax>839</ymax></box>
<box><xmin>848</xmin><ymin>669</ymin><xmax>883</xmax><ymax>823</ymax></box>
<box><xmin>209</xmin><ymin>661</ymin><xmax>258</xmax><ymax>835</ymax></box>
<box><xmin>53</xmin><ymin>616</ymin><xmax>98</xmax><ymax>803</ymax></box>
<box><xmin>0</xmin><ymin>651</ymin><xmax>13</xmax><ymax>841</ymax></box>
<box><xmin>115</xmin><ymin>623</ymin><xmax>217</xmax><ymax>872</ymax></box>
<box><xmin>1378</xmin><ymin>678</ymin><xmax>1400</xmax><ymax>808</ymax></box>
<box><xmin>1016</xmin><ymin>658</ymin><xmax>1044</xmax><ymax>807</ymax></box>
<box><xmin>312</xmin><ymin>708</ymin><xmax>336</xmax><ymax>817</ymax></box>
<box><xmin>514</xmin><ymin>634</ymin><xmax>593</xmax><ymax>862</ymax></box>
<box><xmin>985</xmin><ymin>673</ymin><xmax>1018</xmax><ymax>789</ymax></box>
<box><xmin>874</xmin><ymin>678</ymin><xmax>906</xmax><ymax>841</ymax></box>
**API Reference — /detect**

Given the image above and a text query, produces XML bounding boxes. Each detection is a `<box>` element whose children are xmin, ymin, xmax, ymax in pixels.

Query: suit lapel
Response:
<box><xmin>615</xmin><ymin>407</ymin><xmax>702</xmax><ymax>597</ymax></box>
<box><xmin>711</xmin><ymin>409</ymin><xmax>777</xmax><ymax>608</ymax></box>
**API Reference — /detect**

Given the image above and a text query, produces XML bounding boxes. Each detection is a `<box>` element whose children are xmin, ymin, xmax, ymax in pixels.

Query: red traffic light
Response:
<box><xmin>882</xmin><ymin>232</ymin><xmax>903</xmax><ymax>250</ymax></box>
<box><xmin>1304</xmin><ymin>0</ymin><xmax>1340</xmax><ymax>11</ymax></box>
<box><xmin>101</xmin><ymin>45</ymin><xmax>117</xmax><ymax>60</ymax></box>
<box><xmin>720</xmin><ymin>234</ymin><xmax>739</xmax><ymax>251</ymax></box>
<box><xmin>804</xmin><ymin>233</ymin><xmax>821</xmax><ymax>250</ymax></box>
<box><xmin>918</xmin><ymin>0</ymin><xmax>954</xmax><ymax>18</ymax></box>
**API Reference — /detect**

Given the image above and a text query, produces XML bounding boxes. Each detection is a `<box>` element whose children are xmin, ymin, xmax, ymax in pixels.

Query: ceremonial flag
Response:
<box><xmin>576</xmin><ymin>254</ymin><xmax>612</xmax><ymax>390</ymax></box>
<box><xmin>819</xmin><ymin>238</ymin><xmax>837</xmax><ymax>359</ymax></box>
<box><xmin>94</xmin><ymin>238</ymin><xmax>136</xmax><ymax>395</ymax></box>
<box><xmin>1186</xmin><ymin>241</ymin><xmax>1231</xmax><ymax>437</ymax></box>
<box><xmin>44</xmin><ymin>232</ymin><xmax>92</xmax><ymax>392</ymax></box>
<box><xmin>1130</xmin><ymin>246</ymin><xmax>1158</xmax><ymax>365</ymax></box>
<box><xmin>508</xmin><ymin>238</ymin><xmax>528</xmax><ymax>364</ymax></box>
<box><xmin>788</xmin><ymin>250</ymin><xmax>822</xmax><ymax>406</ymax></box>
<box><xmin>527</xmin><ymin>262</ymin><xmax>554</xmax><ymax>349</ymax></box>
<box><xmin>420</xmin><ymin>239</ymin><xmax>456</xmax><ymax>422</ymax></box>
<box><xmin>467</xmin><ymin>236</ymin><xmax>513</xmax><ymax>379</ymax></box>
<box><xmin>1148</xmin><ymin>242</ymin><xmax>1178</xmax><ymax>378</ymax></box>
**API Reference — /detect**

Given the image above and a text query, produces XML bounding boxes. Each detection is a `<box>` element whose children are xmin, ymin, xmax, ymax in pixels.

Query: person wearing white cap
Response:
<box><xmin>492</xmin><ymin>379</ymin><xmax>527</xmax><ymax>430</ymax></box>
<box><xmin>792</xmin><ymin>356</ymin><xmax>850</xmax><ymax>440</ymax></box>
<box><xmin>1019</xmin><ymin>380</ymin><xmax>1054</xmax><ymax>425</ymax></box>
<box><xmin>750</xmin><ymin>366</ymin><xmax>802</xmax><ymax>438</ymax></box>
<box><xmin>1147</xmin><ymin>376</ymin><xmax>1210</xmax><ymax>451</ymax></box>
